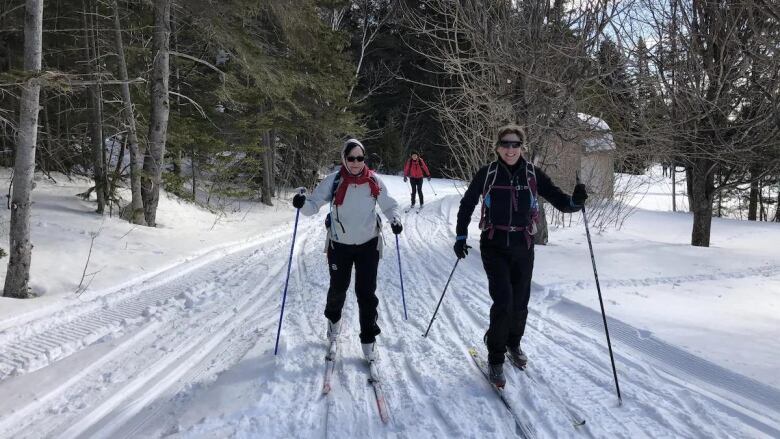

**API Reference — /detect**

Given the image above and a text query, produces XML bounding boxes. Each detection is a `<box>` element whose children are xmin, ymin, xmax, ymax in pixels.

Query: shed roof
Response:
<box><xmin>577</xmin><ymin>113</ymin><xmax>616</xmax><ymax>152</ymax></box>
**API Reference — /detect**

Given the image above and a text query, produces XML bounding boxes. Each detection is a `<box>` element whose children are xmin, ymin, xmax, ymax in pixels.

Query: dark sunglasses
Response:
<box><xmin>346</xmin><ymin>156</ymin><xmax>365</xmax><ymax>162</ymax></box>
<box><xmin>498</xmin><ymin>140</ymin><xmax>524</xmax><ymax>149</ymax></box>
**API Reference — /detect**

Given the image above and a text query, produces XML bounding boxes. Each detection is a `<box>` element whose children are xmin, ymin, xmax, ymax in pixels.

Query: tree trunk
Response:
<box><xmin>88</xmin><ymin>93</ymin><xmax>106</xmax><ymax>213</ymax></box>
<box><xmin>141</xmin><ymin>0</ymin><xmax>171</xmax><ymax>227</ymax></box>
<box><xmin>533</xmin><ymin>202</ymin><xmax>549</xmax><ymax>245</ymax></box>
<box><xmin>689</xmin><ymin>159</ymin><xmax>715</xmax><ymax>247</ymax></box>
<box><xmin>758</xmin><ymin>179</ymin><xmax>764</xmax><ymax>221</ymax></box>
<box><xmin>716</xmin><ymin>171</ymin><xmax>722</xmax><ymax>217</ymax></box>
<box><xmin>685</xmin><ymin>165</ymin><xmax>694</xmax><ymax>212</ymax></box>
<box><xmin>84</xmin><ymin>1</ymin><xmax>106</xmax><ymax>214</ymax></box>
<box><xmin>190</xmin><ymin>145</ymin><xmax>196</xmax><ymax>200</ymax></box>
<box><xmin>747</xmin><ymin>170</ymin><xmax>759</xmax><ymax>221</ymax></box>
<box><xmin>775</xmin><ymin>184</ymin><xmax>780</xmax><ymax>222</ymax></box>
<box><xmin>109</xmin><ymin>133</ymin><xmax>126</xmax><ymax>205</ymax></box>
<box><xmin>261</xmin><ymin>129</ymin><xmax>274</xmax><ymax>206</ymax></box>
<box><xmin>4</xmin><ymin>0</ymin><xmax>43</xmax><ymax>298</ymax></box>
<box><xmin>671</xmin><ymin>161</ymin><xmax>677</xmax><ymax>212</ymax></box>
<box><xmin>111</xmin><ymin>0</ymin><xmax>145</xmax><ymax>225</ymax></box>
<box><xmin>172</xmin><ymin>150</ymin><xmax>181</xmax><ymax>176</ymax></box>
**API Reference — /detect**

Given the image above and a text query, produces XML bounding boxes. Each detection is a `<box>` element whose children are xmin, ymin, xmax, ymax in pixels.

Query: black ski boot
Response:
<box><xmin>506</xmin><ymin>344</ymin><xmax>528</xmax><ymax>368</ymax></box>
<box><xmin>488</xmin><ymin>363</ymin><xmax>506</xmax><ymax>388</ymax></box>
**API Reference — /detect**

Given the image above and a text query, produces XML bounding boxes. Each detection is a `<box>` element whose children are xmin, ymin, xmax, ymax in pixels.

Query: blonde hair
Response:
<box><xmin>494</xmin><ymin>124</ymin><xmax>527</xmax><ymax>146</ymax></box>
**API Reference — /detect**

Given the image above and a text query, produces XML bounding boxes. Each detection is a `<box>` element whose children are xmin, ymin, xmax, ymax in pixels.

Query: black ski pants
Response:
<box><xmin>410</xmin><ymin>177</ymin><xmax>424</xmax><ymax>205</ymax></box>
<box><xmin>324</xmin><ymin>237</ymin><xmax>381</xmax><ymax>343</ymax></box>
<box><xmin>480</xmin><ymin>235</ymin><xmax>535</xmax><ymax>365</ymax></box>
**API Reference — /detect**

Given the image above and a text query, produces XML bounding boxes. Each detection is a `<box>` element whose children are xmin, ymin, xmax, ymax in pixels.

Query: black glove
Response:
<box><xmin>453</xmin><ymin>239</ymin><xmax>471</xmax><ymax>259</ymax></box>
<box><xmin>572</xmin><ymin>183</ymin><xmax>588</xmax><ymax>206</ymax></box>
<box><xmin>403</xmin><ymin>176</ymin><xmax>408</xmax><ymax>182</ymax></box>
<box><xmin>391</xmin><ymin>221</ymin><xmax>403</xmax><ymax>235</ymax></box>
<box><xmin>292</xmin><ymin>194</ymin><xmax>306</xmax><ymax>209</ymax></box>
<box><xmin>427</xmin><ymin>177</ymin><xmax>432</xmax><ymax>181</ymax></box>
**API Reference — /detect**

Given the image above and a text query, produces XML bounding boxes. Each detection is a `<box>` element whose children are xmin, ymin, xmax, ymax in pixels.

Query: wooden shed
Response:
<box><xmin>536</xmin><ymin>113</ymin><xmax>616</xmax><ymax>199</ymax></box>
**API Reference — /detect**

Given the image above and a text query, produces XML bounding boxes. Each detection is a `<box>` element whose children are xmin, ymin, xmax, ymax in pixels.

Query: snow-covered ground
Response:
<box><xmin>0</xmin><ymin>167</ymin><xmax>778</xmax><ymax>438</ymax></box>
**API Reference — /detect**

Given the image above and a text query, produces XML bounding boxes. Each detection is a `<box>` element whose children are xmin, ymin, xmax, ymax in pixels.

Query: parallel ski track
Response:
<box><xmin>0</xmin><ymin>226</ymin><xmax>297</xmax><ymax>381</ymax></box>
<box><xmin>4</xmin><ymin>195</ymin><xmax>776</xmax><ymax>438</ymax></box>
<box><xmin>0</xmin><ymin>221</ymin><xmax>316</xmax><ymax>438</ymax></box>
<box><xmin>369</xmin><ymin>197</ymin><xmax>771</xmax><ymax>438</ymax></box>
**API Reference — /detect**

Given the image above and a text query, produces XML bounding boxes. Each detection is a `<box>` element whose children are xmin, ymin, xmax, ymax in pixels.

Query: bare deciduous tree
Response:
<box><xmin>82</xmin><ymin>0</ymin><xmax>107</xmax><ymax>214</ymax></box>
<box><xmin>401</xmin><ymin>0</ymin><xmax>642</xmax><ymax>237</ymax></box>
<box><xmin>112</xmin><ymin>0</ymin><xmax>146</xmax><ymax>225</ymax></box>
<box><xmin>637</xmin><ymin>0</ymin><xmax>780</xmax><ymax>246</ymax></box>
<box><xmin>4</xmin><ymin>0</ymin><xmax>43</xmax><ymax>298</ymax></box>
<box><xmin>141</xmin><ymin>0</ymin><xmax>172</xmax><ymax>227</ymax></box>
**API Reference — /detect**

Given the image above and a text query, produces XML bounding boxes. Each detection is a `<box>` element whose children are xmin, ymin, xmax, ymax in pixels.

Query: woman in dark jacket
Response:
<box><xmin>454</xmin><ymin>124</ymin><xmax>587</xmax><ymax>388</ymax></box>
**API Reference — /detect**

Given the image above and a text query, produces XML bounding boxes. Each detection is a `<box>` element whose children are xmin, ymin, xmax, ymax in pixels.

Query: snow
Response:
<box><xmin>0</xmin><ymin>170</ymin><xmax>293</xmax><ymax>330</ymax></box>
<box><xmin>0</xmin><ymin>165</ymin><xmax>778</xmax><ymax>438</ymax></box>
<box><xmin>576</xmin><ymin>113</ymin><xmax>616</xmax><ymax>152</ymax></box>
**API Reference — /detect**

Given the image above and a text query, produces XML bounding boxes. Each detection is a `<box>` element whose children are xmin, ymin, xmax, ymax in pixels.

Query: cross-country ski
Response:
<box><xmin>506</xmin><ymin>353</ymin><xmax>587</xmax><ymax>428</ymax></box>
<box><xmin>469</xmin><ymin>347</ymin><xmax>537</xmax><ymax>438</ymax></box>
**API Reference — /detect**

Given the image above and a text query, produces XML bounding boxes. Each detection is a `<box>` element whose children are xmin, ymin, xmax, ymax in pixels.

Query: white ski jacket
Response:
<box><xmin>301</xmin><ymin>171</ymin><xmax>400</xmax><ymax>253</ymax></box>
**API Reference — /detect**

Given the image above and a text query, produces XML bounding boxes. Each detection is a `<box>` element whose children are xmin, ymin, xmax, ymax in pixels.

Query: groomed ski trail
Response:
<box><xmin>0</xmin><ymin>191</ymin><xmax>777</xmax><ymax>438</ymax></box>
<box><xmin>134</xmin><ymin>197</ymin><xmax>780</xmax><ymax>438</ymax></box>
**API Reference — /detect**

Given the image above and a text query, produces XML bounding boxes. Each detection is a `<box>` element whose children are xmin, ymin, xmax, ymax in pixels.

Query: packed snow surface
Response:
<box><xmin>0</xmin><ymin>168</ymin><xmax>778</xmax><ymax>438</ymax></box>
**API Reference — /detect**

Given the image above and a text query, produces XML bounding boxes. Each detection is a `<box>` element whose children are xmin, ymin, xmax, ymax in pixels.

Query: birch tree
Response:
<box><xmin>141</xmin><ymin>0</ymin><xmax>171</xmax><ymax>227</ymax></box>
<box><xmin>3</xmin><ymin>0</ymin><xmax>44</xmax><ymax>298</ymax></box>
<box><xmin>111</xmin><ymin>0</ymin><xmax>145</xmax><ymax>225</ymax></box>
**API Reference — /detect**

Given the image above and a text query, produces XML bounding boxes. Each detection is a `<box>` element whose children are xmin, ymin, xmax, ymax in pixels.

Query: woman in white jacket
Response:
<box><xmin>293</xmin><ymin>139</ymin><xmax>402</xmax><ymax>362</ymax></box>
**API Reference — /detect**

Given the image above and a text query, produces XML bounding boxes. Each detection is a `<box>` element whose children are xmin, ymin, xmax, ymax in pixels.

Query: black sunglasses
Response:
<box><xmin>346</xmin><ymin>156</ymin><xmax>365</xmax><ymax>162</ymax></box>
<box><xmin>498</xmin><ymin>140</ymin><xmax>524</xmax><ymax>149</ymax></box>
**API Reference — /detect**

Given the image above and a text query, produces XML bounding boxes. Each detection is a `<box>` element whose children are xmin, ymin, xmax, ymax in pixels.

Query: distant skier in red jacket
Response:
<box><xmin>403</xmin><ymin>152</ymin><xmax>431</xmax><ymax>207</ymax></box>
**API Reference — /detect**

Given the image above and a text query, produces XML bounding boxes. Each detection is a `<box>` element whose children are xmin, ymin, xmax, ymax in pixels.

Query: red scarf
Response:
<box><xmin>333</xmin><ymin>166</ymin><xmax>381</xmax><ymax>206</ymax></box>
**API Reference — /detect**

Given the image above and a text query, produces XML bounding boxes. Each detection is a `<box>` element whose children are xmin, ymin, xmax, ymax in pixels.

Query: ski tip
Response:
<box><xmin>322</xmin><ymin>384</ymin><xmax>331</xmax><ymax>395</ymax></box>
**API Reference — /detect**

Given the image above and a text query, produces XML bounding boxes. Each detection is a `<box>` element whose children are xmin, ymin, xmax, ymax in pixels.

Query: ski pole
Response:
<box><xmin>274</xmin><ymin>190</ymin><xmax>304</xmax><ymax>356</ymax></box>
<box><xmin>578</xmin><ymin>177</ymin><xmax>622</xmax><ymax>405</ymax></box>
<box><xmin>423</xmin><ymin>259</ymin><xmax>460</xmax><ymax>337</ymax></box>
<box><xmin>395</xmin><ymin>234</ymin><xmax>408</xmax><ymax>320</ymax></box>
<box><xmin>427</xmin><ymin>178</ymin><xmax>438</xmax><ymax>196</ymax></box>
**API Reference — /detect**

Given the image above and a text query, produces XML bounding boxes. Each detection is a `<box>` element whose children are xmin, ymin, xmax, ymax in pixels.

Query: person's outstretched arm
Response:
<box><xmin>298</xmin><ymin>173</ymin><xmax>337</xmax><ymax>216</ymax></box>
<box><xmin>535</xmin><ymin>167</ymin><xmax>583</xmax><ymax>213</ymax></box>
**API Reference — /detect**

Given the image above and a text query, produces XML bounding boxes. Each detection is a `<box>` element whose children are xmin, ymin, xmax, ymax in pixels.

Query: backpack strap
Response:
<box><xmin>478</xmin><ymin>162</ymin><xmax>499</xmax><ymax>230</ymax></box>
<box><xmin>329</xmin><ymin>173</ymin><xmax>342</xmax><ymax>201</ymax></box>
<box><xmin>481</xmin><ymin>161</ymin><xmax>499</xmax><ymax>197</ymax></box>
<box><xmin>478</xmin><ymin>160</ymin><xmax>540</xmax><ymax>247</ymax></box>
<box><xmin>526</xmin><ymin>162</ymin><xmax>540</xmax><ymax>235</ymax></box>
<box><xmin>327</xmin><ymin>173</ymin><xmax>344</xmax><ymax>238</ymax></box>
